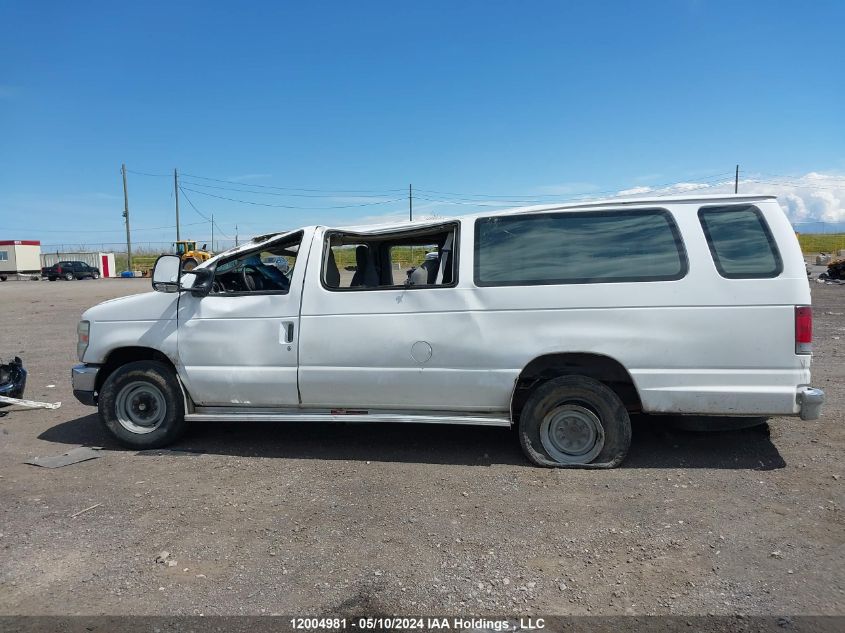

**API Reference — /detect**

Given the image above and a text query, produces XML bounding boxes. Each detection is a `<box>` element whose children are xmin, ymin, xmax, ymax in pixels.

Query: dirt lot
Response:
<box><xmin>0</xmin><ymin>277</ymin><xmax>842</xmax><ymax>616</ymax></box>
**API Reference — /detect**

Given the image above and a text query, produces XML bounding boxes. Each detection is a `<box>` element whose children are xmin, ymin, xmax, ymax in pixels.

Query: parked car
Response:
<box><xmin>42</xmin><ymin>260</ymin><xmax>101</xmax><ymax>281</ymax></box>
<box><xmin>71</xmin><ymin>194</ymin><xmax>824</xmax><ymax>468</ymax></box>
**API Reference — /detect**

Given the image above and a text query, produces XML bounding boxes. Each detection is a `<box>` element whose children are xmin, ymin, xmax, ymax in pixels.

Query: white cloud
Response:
<box><xmin>617</xmin><ymin>186</ymin><xmax>652</xmax><ymax>196</ymax></box>
<box><xmin>348</xmin><ymin>172</ymin><xmax>845</xmax><ymax>228</ymax></box>
<box><xmin>611</xmin><ymin>172</ymin><xmax>845</xmax><ymax>226</ymax></box>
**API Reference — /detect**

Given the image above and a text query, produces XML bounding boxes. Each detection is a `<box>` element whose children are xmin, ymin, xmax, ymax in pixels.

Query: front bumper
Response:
<box><xmin>797</xmin><ymin>386</ymin><xmax>825</xmax><ymax>421</ymax></box>
<box><xmin>71</xmin><ymin>364</ymin><xmax>100</xmax><ymax>407</ymax></box>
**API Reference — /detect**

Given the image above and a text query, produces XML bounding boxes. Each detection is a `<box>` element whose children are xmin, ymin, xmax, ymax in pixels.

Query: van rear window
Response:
<box><xmin>698</xmin><ymin>205</ymin><xmax>782</xmax><ymax>278</ymax></box>
<box><xmin>474</xmin><ymin>209</ymin><xmax>687</xmax><ymax>286</ymax></box>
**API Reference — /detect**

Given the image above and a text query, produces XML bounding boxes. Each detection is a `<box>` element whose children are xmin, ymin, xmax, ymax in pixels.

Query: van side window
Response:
<box><xmin>698</xmin><ymin>205</ymin><xmax>783</xmax><ymax>279</ymax></box>
<box><xmin>474</xmin><ymin>209</ymin><xmax>687</xmax><ymax>286</ymax></box>
<box><xmin>323</xmin><ymin>224</ymin><xmax>458</xmax><ymax>290</ymax></box>
<box><xmin>210</xmin><ymin>233</ymin><xmax>301</xmax><ymax>294</ymax></box>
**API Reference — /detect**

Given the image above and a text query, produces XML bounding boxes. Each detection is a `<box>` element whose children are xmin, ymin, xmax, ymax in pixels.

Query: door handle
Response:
<box><xmin>280</xmin><ymin>321</ymin><xmax>295</xmax><ymax>344</ymax></box>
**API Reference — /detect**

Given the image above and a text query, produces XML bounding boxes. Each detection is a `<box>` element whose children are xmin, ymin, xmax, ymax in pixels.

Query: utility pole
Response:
<box><xmin>735</xmin><ymin>164</ymin><xmax>739</xmax><ymax>194</ymax></box>
<box><xmin>235</xmin><ymin>225</ymin><xmax>239</xmax><ymax>247</ymax></box>
<box><xmin>409</xmin><ymin>183</ymin><xmax>413</xmax><ymax>222</ymax></box>
<box><xmin>174</xmin><ymin>168</ymin><xmax>181</xmax><ymax>242</ymax></box>
<box><xmin>121</xmin><ymin>164</ymin><xmax>133</xmax><ymax>271</ymax></box>
<box><xmin>211</xmin><ymin>213</ymin><xmax>214</xmax><ymax>252</ymax></box>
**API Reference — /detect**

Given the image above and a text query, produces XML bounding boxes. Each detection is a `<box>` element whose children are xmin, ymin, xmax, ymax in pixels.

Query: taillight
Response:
<box><xmin>795</xmin><ymin>306</ymin><xmax>812</xmax><ymax>354</ymax></box>
<box><xmin>56</xmin><ymin>266</ymin><xmax>62</xmax><ymax>273</ymax></box>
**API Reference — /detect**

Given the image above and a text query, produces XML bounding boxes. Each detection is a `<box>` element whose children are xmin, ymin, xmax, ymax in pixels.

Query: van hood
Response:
<box><xmin>82</xmin><ymin>290</ymin><xmax>178</xmax><ymax>323</ymax></box>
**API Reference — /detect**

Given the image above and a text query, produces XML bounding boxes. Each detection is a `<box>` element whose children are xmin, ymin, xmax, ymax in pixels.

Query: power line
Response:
<box><xmin>0</xmin><ymin>220</ymin><xmax>207</xmax><ymax>234</ymax></box>
<box><xmin>180</xmin><ymin>186</ymin><xmax>406</xmax><ymax>210</ymax></box>
<box><xmin>125</xmin><ymin>168</ymin><xmax>171</xmax><ymax>178</ymax></box>
<box><xmin>745</xmin><ymin>179</ymin><xmax>844</xmax><ymax>192</ymax></box>
<box><xmin>212</xmin><ymin>219</ymin><xmax>232</xmax><ymax>240</ymax></box>
<box><xmin>757</xmin><ymin>172</ymin><xmax>845</xmax><ymax>183</ymax></box>
<box><xmin>414</xmin><ymin>172</ymin><xmax>735</xmax><ymax>201</ymax></box>
<box><xmin>181</xmin><ymin>172</ymin><xmax>405</xmax><ymax>194</ymax></box>
<box><xmin>178</xmin><ymin>186</ymin><xmax>212</xmax><ymax>221</ymax></box>
<box><xmin>179</xmin><ymin>179</ymin><xmax>401</xmax><ymax>200</ymax></box>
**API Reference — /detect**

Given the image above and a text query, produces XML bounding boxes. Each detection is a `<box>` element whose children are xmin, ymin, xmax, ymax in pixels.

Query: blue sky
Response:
<box><xmin>1</xmin><ymin>0</ymin><xmax>843</xmax><ymax>249</ymax></box>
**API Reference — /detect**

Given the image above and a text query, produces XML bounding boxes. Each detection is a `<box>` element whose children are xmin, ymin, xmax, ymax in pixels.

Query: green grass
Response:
<box><xmin>796</xmin><ymin>233</ymin><xmax>845</xmax><ymax>255</ymax></box>
<box><xmin>331</xmin><ymin>245</ymin><xmax>433</xmax><ymax>270</ymax></box>
<box><xmin>114</xmin><ymin>250</ymin><xmax>162</xmax><ymax>273</ymax></box>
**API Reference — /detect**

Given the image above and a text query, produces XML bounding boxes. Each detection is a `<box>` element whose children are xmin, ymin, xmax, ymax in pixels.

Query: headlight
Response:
<box><xmin>77</xmin><ymin>320</ymin><xmax>90</xmax><ymax>361</ymax></box>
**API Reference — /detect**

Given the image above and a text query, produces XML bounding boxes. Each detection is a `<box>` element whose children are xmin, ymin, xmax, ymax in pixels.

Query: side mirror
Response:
<box><xmin>188</xmin><ymin>267</ymin><xmax>214</xmax><ymax>297</ymax></box>
<box><xmin>152</xmin><ymin>255</ymin><xmax>182</xmax><ymax>293</ymax></box>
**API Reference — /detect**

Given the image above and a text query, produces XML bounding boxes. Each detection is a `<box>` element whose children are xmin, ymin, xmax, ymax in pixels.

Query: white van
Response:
<box><xmin>71</xmin><ymin>194</ymin><xmax>824</xmax><ymax>468</ymax></box>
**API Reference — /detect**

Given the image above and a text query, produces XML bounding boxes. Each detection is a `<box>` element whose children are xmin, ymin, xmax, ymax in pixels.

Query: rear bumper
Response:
<box><xmin>797</xmin><ymin>386</ymin><xmax>825</xmax><ymax>421</ymax></box>
<box><xmin>71</xmin><ymin>364</ymin><xmax>99</xmax><ymax>407</ymax></box>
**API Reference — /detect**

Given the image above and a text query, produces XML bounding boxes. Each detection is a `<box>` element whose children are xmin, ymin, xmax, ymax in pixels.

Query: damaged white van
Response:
<box><xmin>72</xmin><ymin>194</ymin><xmax>824</xmax><ymax>468</ymax></box>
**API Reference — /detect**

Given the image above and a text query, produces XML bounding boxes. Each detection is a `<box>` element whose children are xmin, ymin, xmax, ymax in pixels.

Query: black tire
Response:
<box><xmin>64</xmin><ymin>272</ymin><xmax>74</xmax><ymax>281</ymax></box>
<box><xmin>519</xmin><ymin>375</ymin><xmax>631</xmax><ymax>468</ymax></box>
<box><xmin>182</xmin><ymin>258</ymin><xmax>198</xmax><ymax>271</ymax></box>
<box><xmin>91</xmin><ymin>271</ymin><xmax>100</xmax><ymax>279</ymax></box>
<box><xmin>663</xmin><ymin>415</ymin><xmax>769</xmax><ymax>432</ymax></box>
<box><xmin>0</xmin><ymin>275</ymin><xmax>6</xmax><ymax>282</ymax></box>
<box><xmin>98</xmin><ymin>360</ymin><xmax>187</xmax><ymax>449</ymax></box>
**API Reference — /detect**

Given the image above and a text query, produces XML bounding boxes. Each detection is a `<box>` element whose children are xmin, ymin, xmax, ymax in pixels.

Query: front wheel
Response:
<box><xmin>519</xmin><ymin>375</ymin><xmax>631</xmax><ymax>468</ymax></box>
<box><xmin>98</xmin><ymin>360</ymin><xmax>187</xmax><ymax>449</ymax></box>
<box><xmin>182</xmin><ymin>258</ymin><xmax>198</xmax><ymax>271</ymax></box>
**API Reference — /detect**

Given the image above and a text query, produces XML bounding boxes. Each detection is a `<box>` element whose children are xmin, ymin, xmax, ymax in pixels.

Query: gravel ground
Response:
<box><xmin>0</xmin><ymin>277</ymin><xmax>842</xmax><ymax>616</ymax></box>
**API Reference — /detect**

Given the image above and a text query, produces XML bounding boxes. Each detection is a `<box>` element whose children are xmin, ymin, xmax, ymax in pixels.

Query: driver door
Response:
<box><xmin>176</xmin><ymin>229</ymin><xmax>311</xmax><ymax>407</ymax></box>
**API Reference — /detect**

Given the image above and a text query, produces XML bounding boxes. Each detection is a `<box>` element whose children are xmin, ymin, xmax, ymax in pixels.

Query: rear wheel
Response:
<box><xmin>519</xmin><ymin>375</ymin><xmax>631</xmax><ymax>468</ymax></box>
<box><xmin>182</xmin><ymin>258</ymin><xmax>198</xmax><ymax>271</ymax></box>
<box><xmin>98</xmin><ymin>360</ymin><xmax>187</xmax><ymax>449</ymax></box>
<box><xmin>48</xmin><ymin>276</ymin><xmax>57</xmax><ymax>281</ymax></box>
<box><xmin>91</xmin><ymin>271</ymin><xmax>100</xmax><ymax>279</ymax></box>
<box><xmin>64</xmin><ymin>272</ymin><xmax>74</xmax><ymax>281</ymax></box>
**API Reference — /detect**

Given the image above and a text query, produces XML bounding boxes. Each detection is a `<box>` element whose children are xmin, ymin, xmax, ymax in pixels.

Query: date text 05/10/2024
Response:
<box><xmin>289</xmin><ymin>617</ymin><xmax>546</xmax><ymax>630</ymax></box>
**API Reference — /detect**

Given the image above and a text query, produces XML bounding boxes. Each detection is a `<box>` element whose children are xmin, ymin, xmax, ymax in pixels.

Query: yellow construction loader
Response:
<box><xmin>175</xmin><ymin>240</ymin><xmax>212</xmax><ymax>270</ymax></box>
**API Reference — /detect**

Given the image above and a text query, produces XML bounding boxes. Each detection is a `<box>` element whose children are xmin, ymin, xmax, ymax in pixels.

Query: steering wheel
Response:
<box><xmin>241</xmin><ymin>266</ymin><xmax>264</xmax><ymax>291</ymax></box>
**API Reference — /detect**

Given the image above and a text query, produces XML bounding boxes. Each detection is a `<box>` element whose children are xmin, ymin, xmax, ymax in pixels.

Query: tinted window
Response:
<box><xmin>699</xmin><ymin>205</ymin><xmax>782</xmax><ymax>278</ymax></box>
<box><xmin>474</xmin><ymin>209</ymin><xmax>687</xmax><ymax>286</ymax></box>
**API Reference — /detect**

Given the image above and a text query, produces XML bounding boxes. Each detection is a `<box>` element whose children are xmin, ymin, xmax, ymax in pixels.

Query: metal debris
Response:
<box><xmin>70</xmin><ymin>503</ymin><xmax>102</xmax><ymax>518</ymax></box>
<box><xmin>0</xmin><ymin>395</ymin><xmax>61</xmax><ymax>409</ymax></box>
<box><xmin>24</xmin><ymin>446</ymin><xmax>102</xmax><ymax>468</ymax></box>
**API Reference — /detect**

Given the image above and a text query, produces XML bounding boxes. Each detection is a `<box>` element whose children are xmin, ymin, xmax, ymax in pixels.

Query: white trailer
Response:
<box><xmin>0</xmin><ymin>240</ymin><xmax>42</xmax><ymax>280</ymax></box>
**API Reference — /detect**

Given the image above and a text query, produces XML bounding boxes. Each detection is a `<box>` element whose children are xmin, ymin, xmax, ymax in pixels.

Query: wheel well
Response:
<box><xmin>95</xmin><ymin>347</ymin><xmax>177</xmax><ymax>392</ymax></box>
<box><xmin>511</xmin><ymin>353</ymin><xmax>642</xmax><ymax>422</ymax></box>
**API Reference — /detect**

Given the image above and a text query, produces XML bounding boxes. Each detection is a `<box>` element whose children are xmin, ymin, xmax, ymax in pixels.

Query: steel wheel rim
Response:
<box><xmin>540</xmin><ymin>404</ymin><xmax>605</xmax><ymax>464</ymax></box>
<box><xmin>115</xmin><ymin>381</ymin><xmax>166</xmax><ymax>434</ymax></box>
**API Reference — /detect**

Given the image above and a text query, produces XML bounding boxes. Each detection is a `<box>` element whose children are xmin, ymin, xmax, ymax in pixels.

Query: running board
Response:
<box><xmin>186</xmin><ymin>407</ymin><xmax>511</xmax><ymax>427</ymax></box>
